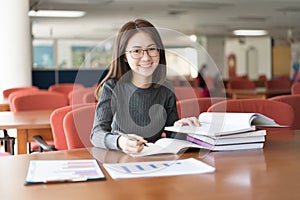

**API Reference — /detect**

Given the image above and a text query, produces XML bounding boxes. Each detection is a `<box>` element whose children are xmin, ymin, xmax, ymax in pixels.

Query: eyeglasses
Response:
<box><xmin>126</xmin><ymin>47</ymin><xmax>159</xmax><ymax>59</ymax></box>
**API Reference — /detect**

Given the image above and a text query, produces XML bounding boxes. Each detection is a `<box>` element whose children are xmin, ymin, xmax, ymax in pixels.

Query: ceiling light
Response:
<box><xmin>189</xmin><ymin>34</ymin><xmax>197</xmax><ymax>42</ymax></box>
<box><xmin>28</xmin><ymin>10</ymin><xmax>86</xmax><ymax>18</ymax></box>
<box><xmin>233</xmin><ymin>29</ymin><xmax>268</xmax><ymax>36</ymax></box>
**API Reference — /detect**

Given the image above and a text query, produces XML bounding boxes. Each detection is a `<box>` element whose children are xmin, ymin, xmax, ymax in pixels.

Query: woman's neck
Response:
<box><xmin>131</xmin><ymin>75</ymin><xmax>152</xmax><ymax>88</ymax></box>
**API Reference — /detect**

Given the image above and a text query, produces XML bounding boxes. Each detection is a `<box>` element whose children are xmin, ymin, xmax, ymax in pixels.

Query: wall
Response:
<box><xmin>272</xmin><ymin>46</ymin><xmax>291</xmax><ymax>77</ymax></box>
<box><xmin>206</xmin><ymin>36</ymin><xmax>225</xmax><ymax>78</ymax></box>
<box><xmin>224</xmin><ymin>36</ymin><xmax>272</xmax><ymax>80</ymax></box>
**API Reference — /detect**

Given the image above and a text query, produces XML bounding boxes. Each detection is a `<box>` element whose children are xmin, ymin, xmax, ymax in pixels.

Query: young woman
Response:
<box><xmin>90</xmin><ymin>19</ymin><xmax>199</xmax><ymax>154</ymax></box>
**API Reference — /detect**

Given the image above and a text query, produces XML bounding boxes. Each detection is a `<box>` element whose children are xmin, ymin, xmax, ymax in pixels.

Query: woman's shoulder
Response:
<box><xmin>161</xmin><ymin>80</ymin><xmax>175</xmax><ymax>91</ymax></box>
<box><xmin>102</xmin><ymin>78</ymin><xmax>117</xmax><ymax>89</ymax></box>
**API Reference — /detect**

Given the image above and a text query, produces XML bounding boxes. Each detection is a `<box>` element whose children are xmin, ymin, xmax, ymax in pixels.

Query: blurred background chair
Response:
<box><xmin>207</xmin><ymin>99</ymin><xmax>294</xmax><ymax>131</ymax></box>
<box><xmin>269</xmin><ymin>95</ymin><xmax>300</xmax><ymax>129</ymax></box>
<box><xmin>9</xmin><ymin>90</ymin><xmax>69</xmax><ymax>153</ymax></box>
<box><xmin>264</xmin><ymin>79</ymin><xmax>291</xmax><ymax>89</ymax></box>
<box><xmin>34</xmin><ymin>103</ymin><xmax>95</xmax><ymax>151</ymax></box>
<box><xmin>63</xmin><ymin>104</ymin><xmax>95</xmax><ymax>149</ymax></box>
<box><xmin>2</xmin><ymin>86</ymin><xmax>39</xmax><ymax>99</ymax></box>
<box><xmin>176</xmin><ymin>97</ymin><xmax>227</xmax><ymax>118</ymax></box>
<box><xmin>174</xmin><ymin>86</ymin><xmax>202</xmax><ymax>101</ymax></box>
<box><xmin>48</xmin><ymin>83</ymin><xmax>85</xmax><ymax>96</ymax></box>
<box><xmin>1</xmin><ymin>87</ymin><xmax>38</xmax><ymax>153</ymax></box>
<box><xmin>291</xmin><ymin>82</ymin><xmax>300</xmax><ymax>95</ymax></box>
<box><xmin>9</xmin><ymin>90</ymin><xmax>68</xmax><ymax>112</ymax></box>
<box><xmin>226</xmin><ymin>79</ymin><xmax>256</xmax><ymax>90</ymax></box>
<box><xmin>68</xmin><ymin>87</ymin><xmax>96</xmax><ymax>105</ymax></box>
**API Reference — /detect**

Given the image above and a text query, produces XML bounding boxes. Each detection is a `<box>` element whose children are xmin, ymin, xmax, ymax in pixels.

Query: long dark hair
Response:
<box><xmin>95</xmin><ymin>19</ymin><xmax>167</xmax><ymax>99</ymax></box>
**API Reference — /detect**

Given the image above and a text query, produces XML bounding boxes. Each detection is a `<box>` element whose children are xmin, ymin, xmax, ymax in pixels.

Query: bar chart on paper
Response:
<box><xmin>103</xmin><ymin>158</ymin><xmax>215</xmax><ymax>179</ymax></box>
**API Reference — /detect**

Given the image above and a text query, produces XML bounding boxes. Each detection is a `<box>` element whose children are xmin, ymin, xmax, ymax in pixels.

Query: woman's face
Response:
<box><xmin>125</xmin><ymin>32</ymin><xmax>160</xmax><ymax>82</ymax></box>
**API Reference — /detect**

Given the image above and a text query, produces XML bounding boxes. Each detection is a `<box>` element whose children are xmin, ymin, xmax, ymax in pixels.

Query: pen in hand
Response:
<box><xmin>114</xmin><ymin>130</ymin><xmax>148</xmax><ymax>147</ymax></box>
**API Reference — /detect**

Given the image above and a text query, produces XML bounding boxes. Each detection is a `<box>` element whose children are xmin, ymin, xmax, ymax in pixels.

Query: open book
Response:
<box><xmin>165</xmin><ymin>112</ymin><xmax>283</xmax><ymax>137</ymax></box>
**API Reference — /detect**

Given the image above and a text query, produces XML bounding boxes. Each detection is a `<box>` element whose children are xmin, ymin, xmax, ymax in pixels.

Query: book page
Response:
<box><xmin>199</xmin><ymin>112</ymin><xmax>255</xmax><ymax>127</ymax></box>
<box><xmin>103</xmin><ymin>158</ymin><xmax>215</xmax><ymax>179</ymax></box>
<box><xmin>165</xmin><ymin>123</ymin><xmax>256</xmax><ymax>136</ymax></box>
<box><xmin>130</xmin><ymin>138</ymin><xmax>199</xmax><ymax>157</ymax></box>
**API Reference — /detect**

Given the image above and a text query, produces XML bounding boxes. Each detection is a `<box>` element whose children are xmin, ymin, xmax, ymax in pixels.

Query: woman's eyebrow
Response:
<box><xmin>130</xmin><ymin>44</ymin><xmax>156</xmax><ymax>49</ymax></box>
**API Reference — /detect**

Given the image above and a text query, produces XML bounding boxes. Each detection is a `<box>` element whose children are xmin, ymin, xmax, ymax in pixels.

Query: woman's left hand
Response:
<box><xmin>174</xmin><ymin>117</ymin><xmax>201</xmax><ymax>127</ymax></box>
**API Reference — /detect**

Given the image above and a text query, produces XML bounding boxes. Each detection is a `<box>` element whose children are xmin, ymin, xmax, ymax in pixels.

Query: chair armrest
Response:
<box><xmin>32</xmin><ymin>135</ymin><xmax>57</xmax><ymax>151</ymax></box>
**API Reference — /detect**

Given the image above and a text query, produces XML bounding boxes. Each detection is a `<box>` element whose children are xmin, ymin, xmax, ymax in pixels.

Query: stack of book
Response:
<box><xmin>186</xmin><ymin>130</ymin><xmax>266</xmax><ymax>151</ymax></box>
<box><xmin>165</xmin><ymin>112</ymin><xmax>284</xmax><ymax>151</ymax></box>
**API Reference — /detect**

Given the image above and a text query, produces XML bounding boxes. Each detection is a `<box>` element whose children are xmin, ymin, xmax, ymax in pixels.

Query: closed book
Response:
<box><xmin>186</xmin><ymin>135</ymin><xmax>264</xmax><ymax>151</ymax></box>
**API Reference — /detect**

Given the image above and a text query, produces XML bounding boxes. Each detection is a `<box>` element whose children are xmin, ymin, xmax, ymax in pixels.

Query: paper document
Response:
<box><xmin>103</xmin><ymin>158</ymin><xmax>215</xmax><ymax>179</ymax></box>
<box><xmin>25</xmin><ymin>159</ymin><xmax>105</xmax><ymax>185</ymax></box>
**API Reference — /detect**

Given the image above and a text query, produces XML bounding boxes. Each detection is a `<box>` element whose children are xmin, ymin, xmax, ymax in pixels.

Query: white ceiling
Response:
<box><xmin>30</xmin><ymin>0</ymin><xmax>300</xmax><ymax>43</ymax></box>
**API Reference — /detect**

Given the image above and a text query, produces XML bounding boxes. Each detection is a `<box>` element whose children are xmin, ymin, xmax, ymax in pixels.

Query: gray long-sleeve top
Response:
<box><xmin>90</xmin><ymin>78</ymin><xmax>179</xmax><ymax>150</ymax></box>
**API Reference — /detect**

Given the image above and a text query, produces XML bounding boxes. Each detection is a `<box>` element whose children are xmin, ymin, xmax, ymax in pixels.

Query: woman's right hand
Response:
<box><xmin>117</xmin><ymin>134</ymin><xmax>148</xmax><ymax>154</ymax></box>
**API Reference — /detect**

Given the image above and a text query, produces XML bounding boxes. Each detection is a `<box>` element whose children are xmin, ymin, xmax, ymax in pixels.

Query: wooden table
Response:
<box><xmin>1</xmin><ymin>130</ymin><xmax>300</xmax><ymax>200</ymax></box>
<box><xmin>0</xmin><ymin>98</ymin><xmax>10</xmax><ymax>111</ymax></box>
<box><xmin>226</xmin><ymin>87</ymin><xmax>291</xmax><ymax>99</ymax></box>
<box><xmin>0</xmin><ymin>110</ymin><xmax>52</xmax><ymax>154</ymax></box>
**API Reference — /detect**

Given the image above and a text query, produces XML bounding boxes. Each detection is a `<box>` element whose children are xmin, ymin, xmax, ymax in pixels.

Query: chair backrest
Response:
<box><xmin>176</xmin><ymin>97</ymin><xmax>227</xmax><ymax>118</ymax></box>
<box><xmin>48</xmin><ymin>83</ymin><xmax>85</xmax><ymax>96</ymax></box>
<box><xmin>2</xmin><ymin>86</ymin><xmax>39</xmax><ymax>98</ymax></box>
<box><xmin>227</xmin><ymin>79</ymin><xmax>256</xmax><ymax>89</ymax></box>
<box><xmin>10</xmin><ymin>90</ymin><xmax>69</xmax><ymax>112</ymax></box>
<box><xmin>265</xmin><ymin>79</ymin><xmax>291</xmax><ymax>89</ymax></box>
<box><xmin>83</xmin><ymin>90</ymin><xmax>97</xmax><ymax>103</ymax></box>
<box><xmin>63</xmin><ymin>104</ymin><xmax>96</xmax><ymax>149</ymax></box>
<box><xmin>174</xmin><ymin>86</ymin><xmax>202</xmax><ymax>101</ymax></box>
<box><xmin>269</xmin><ymin>95</ymin><xmax>300</xmax><ymax>129</ymax></box>
<box><xmin>68</xmin><ymin>87</ymin><xmax>96</xmax><ymax>105</ymax></box>
<box><xmin>291</xmin><ymin>82</ymin><xmax>300</xmax><ymax>95</ymax></box>
<box><xmin>50</xmin><ymin>104</ymin><xmax>93</xmax><ymax>150</ymax></box>
<box><xmin>207</xmin><ymin>99</ymin><xmax>294</xmax><ymax>130</ymax></box>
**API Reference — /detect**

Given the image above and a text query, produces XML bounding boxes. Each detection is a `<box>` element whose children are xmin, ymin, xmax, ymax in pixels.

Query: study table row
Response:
<box><xmin>0</xmin><ymin>110</ymin><xmax>52</xmax><ymax>154</ymax></box>
<box><xmin>1</xmin><ymin>130</ymin><xmax>299</xmax><ymax>200</ymax></box>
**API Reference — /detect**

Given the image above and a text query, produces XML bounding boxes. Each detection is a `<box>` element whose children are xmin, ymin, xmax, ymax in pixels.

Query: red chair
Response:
<box><xmin>9</xmin><ymin>90</ymin><xmax>69</xmax><ymax>153</ymax></box>
<box><xmin>176</xmin><ymin>97</ymin><xmax>227</xmax><ymax>118</ymax></box>
<box><xmin>226</xmin><ymin>79</ymin><xmax>256</xmax><ymax>90</ymax></box>
<box><xmin>83</xmin><ymin>89</ymin><xmax>97</xmax><ymax>104</ymax></box>
<box><xmin>2</xmin><ymin>86</ymin><xmax>39</xmax><ymax>99</ymax></box>
<box><xmin>68</xmin><ymin>87</ymin><xmax>96</xmax><ymax>105</ymax></box>
<box><xmin>291</xmin><ymin>82</ymin><xmax>300</xmax><ymax>95</ymax></box>
<box><xmin>174</xmin><ymin>86</ymin><xmax>202</xmax><ymax>101</ymax></box>
<box><xmin>48</xmin><ymin>83</ymin><xmax>84</xmax><ymax>96</ymax></box>
<box><xmin>9</xmin><ymin>90</ymin><xmax>68</xmax><ymax>112</ymax></box>
<box><xmin>269</xmin><ymin>95</ymin><xmax>300</xmax><ymax>129</ymax></box>
<box><xmin>265</xmin><ymin>79</ymin><xmax>291</xmax><ymax>89</ymax></box>
<box><xmin>35</xmin><ymin>104</ymin><xmax>94</xmax><ymax>151</ymax></box>
<box><xmin>207</xmin><ymin>99</ymin><xmax>294</xmax><ymax>131</ymax></box>
<box><xmin>63</xmin><ymin>104</ymin><xmax>95</xmax><ymax>149</ymax></box>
